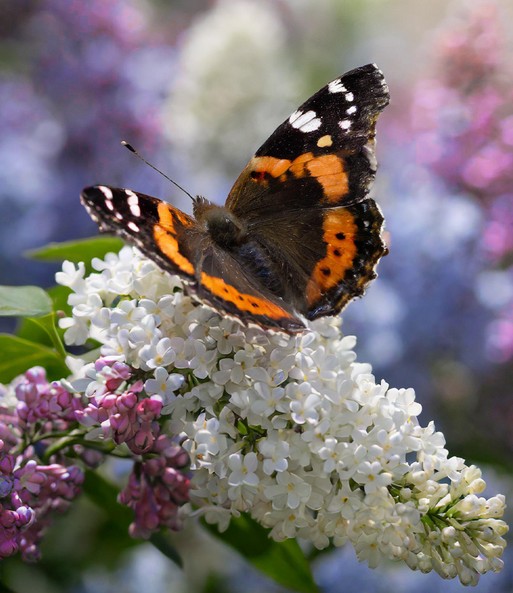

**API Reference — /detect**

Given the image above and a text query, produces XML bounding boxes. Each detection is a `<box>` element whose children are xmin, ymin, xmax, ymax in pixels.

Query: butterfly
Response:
<box><xmin>81</xmin><ymin>63</ymin><xmax>389</xmax><ymax>333</ymax></box>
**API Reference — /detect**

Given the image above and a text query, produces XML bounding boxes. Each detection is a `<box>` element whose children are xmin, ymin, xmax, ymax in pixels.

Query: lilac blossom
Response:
<box><xmin>119</xmin><ymin>435</ymin><xmax>190</xmax><ymax>539</ymax></box>
<box><xmin>410</xmin><ymin>0</ymin><xmax>513</xmax><ymax>362</ymax></box>
<box><xmin>52</xmin><ymin>245</ymin><xmax>508</xmax><ymax>585</ymax></box>
<box><xmin>0</xmin><ymin>0</ymin><xmax>175</xmax><ymax>288</ymax></box>
<box><xmin>0</xmin><ymin>359</ymin><xmax>191</xmax><ymax>560</ymax></box>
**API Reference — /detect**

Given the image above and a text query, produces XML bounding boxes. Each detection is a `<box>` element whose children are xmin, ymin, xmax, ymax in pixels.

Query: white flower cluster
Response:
<box><xmin>166</xmin><ymin>0</ymin><xmax>299</xmax><ymax>186</ymax></box>
<box><xmin>57</xmin><ymin>246</ymin><xmax>507</xmax><ymax>585</ymax></box>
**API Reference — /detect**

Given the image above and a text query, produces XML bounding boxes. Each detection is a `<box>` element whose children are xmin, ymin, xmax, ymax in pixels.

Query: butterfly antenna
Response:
<box><xmin>121</xmin><ymin>140</ymin><xmax>195</xmax><ymax>202</ymax></box>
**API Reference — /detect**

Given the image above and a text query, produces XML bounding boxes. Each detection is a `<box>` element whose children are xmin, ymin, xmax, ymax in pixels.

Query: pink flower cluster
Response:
<box><xmin>75</xmin><ymin>358</ymin><xmax>165</xmax><ymax>454</ymax></box>
<box><xmin>0</xmin><ymin>420</ymin><xmax>83</xmax><ymax>561</ymax></box>
<box><xmin>0</xmin><ymin>361</ymin><xmax>190</xmax><ymax>561</ymax></box>
<box><xmin>412</xmin><ymin>1</ymin><xmax>513</xmax><ymax>215</ymax></box>
<box><xmin>411</xmin><ymin>1</ymin><xmax>513</xmax><ymax>361</ymax></box>
<box><xmin>119</xmin><ymin>435</ymin><xmax>190</xmax><ymax>539</ymax></box>
<box><xmin>15</xmin><ymin>366</ymin><xmax>81</xmax><ymax>429</ymax></box>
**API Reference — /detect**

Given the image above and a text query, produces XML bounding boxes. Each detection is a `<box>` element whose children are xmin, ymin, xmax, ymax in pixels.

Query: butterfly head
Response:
<box><xmin>194</xmin><ymin>197</ymin><xmax>247</xmax><ymax>249</ymax></box>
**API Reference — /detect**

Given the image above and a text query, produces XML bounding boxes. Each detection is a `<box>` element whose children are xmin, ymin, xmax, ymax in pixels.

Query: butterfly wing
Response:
<box><xmin>81</xmin><ymin>186</ymin><xmax>199</xmax><ymax>281</ymax></box>
<box><xmin>226</xmin><ymin>63</ymin><xmax>389</xmax><ymax>216</ymax></box>
<box><xmin>82</xmin><ymin>64</ymin><xmax>389</xmax><ymax>331</ymax></box>
<box><xmin>224</xmin><ymin>63</ymin><xmax>389</xmax><ymax>319</ymax></box>
<box><xmin>81</xmin><ymin>186</ymin><xmax>305</xmax><ymax>331</ymax></box>
<box><xmin>197</xmin><ymin>244</ymin><xmax>305</xmax><ymax>332</ymax></box>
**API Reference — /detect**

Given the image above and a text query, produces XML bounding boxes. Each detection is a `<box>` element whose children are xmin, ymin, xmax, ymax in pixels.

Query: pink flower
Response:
<box><xmin>118</xmin><ymin>437</ymin><xmax>190</xmax><ymax>539</ymax></box>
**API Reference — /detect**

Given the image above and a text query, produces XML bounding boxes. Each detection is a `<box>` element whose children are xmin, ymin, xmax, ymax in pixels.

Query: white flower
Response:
<box><xmin>139</xmin><ymin>336</ymin><xmax>183</xmax><ymax>370</ymax></box>
<box><xmin>258</xmin><ymin>434</ymin><xmax>289</xmax><ymax>475</ymax></box>
<box><xmin>264</xmin><ymin>471</ymin><xmax>312</xmax><ymax>510</ymax></box>
<box><xmin>227</xmin><ymin>452</ymin><xmax>259</xmax><ymax>487</ymax></box>
<box><xmin>144</xmin><ymin>367</ymin><xmax>184</xmax><ymax>403</ymax></box>
<box><xmin>55</xmin><ymin>260</ymin><xmax>85</xmax><ymax>291</ymax></box>
<box><xmin>55</xmin><ymin>246</ymin><xmax>508</xmax><ymax>585</ymax></box>
<box><xmin>165</xmin><ymin>0</ymin><xmax>299</xmax><ymax>186</ymax></box>
<box><xmin>187</xmin><ymin>341</ymin><xmax>217</xmax><ymax>380</ymax></box>
<box><xmin>250</xmin><ymin>383</ymin><xmax>287</xmax><ymax>418</ymax></box>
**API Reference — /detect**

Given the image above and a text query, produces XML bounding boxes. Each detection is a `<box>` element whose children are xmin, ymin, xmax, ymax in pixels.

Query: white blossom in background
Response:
<box><xmin>166</xmin><ymin>0</ymin><xmax>299</xmax><ymax>185</ymax></box>
<box><xmin>58</xmin><ymin>246</ymin><xmax>508</xmax><ymax>586</ymax></box>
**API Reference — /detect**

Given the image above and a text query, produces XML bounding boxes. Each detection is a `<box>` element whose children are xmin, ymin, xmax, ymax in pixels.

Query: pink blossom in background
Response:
<box><xmin>410</xmin><ymin>0</ymin><xmax>513</xmax><ymax>361</ymax></box>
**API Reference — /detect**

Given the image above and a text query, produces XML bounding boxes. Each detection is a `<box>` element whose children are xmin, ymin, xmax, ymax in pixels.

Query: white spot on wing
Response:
<box><xmin>344</xmin><ymin>92</ymin><xmax>354</xmax><ymax>102</ymax></box>
<box><xmin>105</xmin><ymin>200</ymin><xmax>114</xmax><ymax>211</ymax></box>
<box><xmin>289</xmin><ymin>110</ymin><xmax>302</xmax><ymax>124</ymax></box>
<box><xmin>115</xmin><ymin>211</ymin><xmax>123</xmax><ymax>220</ymax></box>
<box><xmin>125</xmin><ymin>189</ymin><xmax>141</xmax><ymax>217</ymax></box>
<box><xmin>127</xmin><ymin>221</ymin><xmax>140</xmax><ymax>232</ymax></box>
<box><xmin>328</xmin><ymin>79</ymin><xmax>347</xmax><ymax>94</ymax></box>
<box><xmin>98</xmin><ymin>186</ymin><xmax>113</xmax><ymax>200</ymax></box>
<box><xmin>125</xmin><ymin>189</ymin><xmax>139</xmax><ymax>203</ymax></box>
<box><xmin>346</xmin><ymin>105</ymin><xmax>357</xmax><ymax>115</ymax></box>
<box><xmin>289</xmin><ymin>110</ymin><xmax>322</xmax><ymax>133</ymax></box>
<box><xmin>339</xmin><ymin>119</ymin><xmax>352</xmax><ymax>130</ymax></box>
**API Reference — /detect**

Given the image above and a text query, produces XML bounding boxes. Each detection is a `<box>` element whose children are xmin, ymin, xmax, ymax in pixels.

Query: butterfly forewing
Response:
<box><xmin>225</xmin><ymin>63</ymin><xmax>389</xmax><ymax>217</ymax></box>
<box><xmin>223</xmin><ymin>63</ymin><xmax>389</xmax><ymax>320</ymax></box>
<box><xmin>81</xmin><ymin>186</ymin><xmax>199</xmax><ymax>280</ymax></box>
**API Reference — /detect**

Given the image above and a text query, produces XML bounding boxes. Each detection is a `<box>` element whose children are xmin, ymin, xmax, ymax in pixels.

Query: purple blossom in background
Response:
<box><xmin>0</xmin><ymin>372</ymin><xmax>84</xmax><ymax>562</ymax></box>
<box><xmin>119</xmin><ymin>436</ymin><xmax>190</xmax><ymax>539</ymax></box>
<box><xmin>0</xmin><ymin>361</ymin><xmax>190</xmax><ymax>561</ymax></box>
<box><xmin>410</xmin><ymin>0</ymin><xmax>513</xmax><ymax>363</ymax></box>
<box><xmin>0</xmin><ymin>0</ymin><xmax>176</xmax><ymax>288</ymax></box>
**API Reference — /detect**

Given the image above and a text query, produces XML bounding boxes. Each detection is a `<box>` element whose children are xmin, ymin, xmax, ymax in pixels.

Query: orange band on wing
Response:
<box><xmin>200</xmin><ymin>272</ymin><xmax>292</xmax><ymax>320</ymax></box>
<box><xmin>252</xmin><ymin>156</ymin><xmax>292</xmax><ymax>178</ymax></box>
<box><xmin>306</xmin><ymin>209</ymin><xmax>358</xmax><ymax>304</ymax></box>
<box><xmin>248</xmin><ymin>152</ymin><xmax>349</xmax><ymax>206</ymax></box>
<box><xmin>306</xmin><ymin>155</ymin><xmax>348</xmax><ymax>203</ymax></box>
<box><xmin>153</xmin><ymin>203</ymin><xmax>195</xmax><ymax>275</ymax></box>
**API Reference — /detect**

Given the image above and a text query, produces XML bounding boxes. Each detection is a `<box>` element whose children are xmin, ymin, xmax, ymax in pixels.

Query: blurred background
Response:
<box><xmin>1</xmin><ymin>0</ymin><xmax>513</xmax><ymax>591</ymax></box>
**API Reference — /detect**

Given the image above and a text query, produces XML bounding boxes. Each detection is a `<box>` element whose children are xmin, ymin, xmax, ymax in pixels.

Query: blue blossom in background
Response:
<box><xmin>0</xmin><ymin>0</ymin><xmax>176</xmax><ymax>287</ymax></box>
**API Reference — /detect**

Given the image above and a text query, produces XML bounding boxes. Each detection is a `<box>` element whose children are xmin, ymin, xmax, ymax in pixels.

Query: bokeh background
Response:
<box><xmin>1</xmin><ymin>0</ymin><xmax>513</xmax><ymax>591</ymax></box>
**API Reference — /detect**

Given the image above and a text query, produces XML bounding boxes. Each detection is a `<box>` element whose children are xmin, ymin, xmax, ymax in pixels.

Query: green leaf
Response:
<box><xmin>83</xmin><ymin>470</ymin><xmax>183</xmax><ymax>567</ymax></box>
<box><xmin>13</xmin><ymin>305</ymin><xmax>67</xmax><ymax>366</ymax></box>
<box><xmin>48</xmin><ymin>284</ymin><xmax>73</xmax><ymax>317</ymax></box>
<box><xmin>26</xmin><ymin>313</ymin><xmax>67</xmax><ymax>359</ymax></box>
<box><xmin>16</xmin><ymin>317</ymin><xmax>54</xmax><ymax>348</ymax></box>
<box><xmin>25</xmin><ymin>236</ymin><xmax>124</xmax><ymax>263</ymax></box>
<box><xmin>0</xmin><ymin>285</ymin><xmax>53</xmax><ymax>317</ymax></box>
<box><xmin>205</xmin><ymin>514</ymin><xmax>318</xmax><ymax>593</ymax></box>
<box><xmin>0</xmin><ymin>334</ymin><xmax>69</xmax><ymax>383</ymax></box>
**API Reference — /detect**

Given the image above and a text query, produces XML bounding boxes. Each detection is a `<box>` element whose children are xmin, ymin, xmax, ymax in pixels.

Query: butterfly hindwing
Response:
<box><xmin>197</xmin><ymin>245</ymin><xmax>304</xmax><ymax>332</ymax></box>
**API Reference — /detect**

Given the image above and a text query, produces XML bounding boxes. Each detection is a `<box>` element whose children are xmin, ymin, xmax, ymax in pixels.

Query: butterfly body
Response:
<box><xmin>194</xmin><ymin>200</ymin><xmax>247</xmax><ymax>249</ymax></box>
<box><xmin>82</xmin><ymin>64</ymin><xmax>390</xmax><ymax>333</ymax></box>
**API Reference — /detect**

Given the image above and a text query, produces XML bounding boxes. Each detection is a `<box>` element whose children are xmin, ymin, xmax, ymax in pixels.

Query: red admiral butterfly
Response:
<box><xmin>81</xmin><ymin>63</ymin><xmax>389</xmax><ymax>333</ymax></box>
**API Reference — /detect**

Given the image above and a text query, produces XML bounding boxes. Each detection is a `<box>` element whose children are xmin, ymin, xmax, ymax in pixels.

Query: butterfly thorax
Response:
<box><xmin>193</xmin><ymin>198</ymin><xmax>247</xmax><ymax>250</ymax></box>
<box><xmin>193</xmin><ymin>196</ymin><xmax>283</xmax><ymax>295</ymax></box>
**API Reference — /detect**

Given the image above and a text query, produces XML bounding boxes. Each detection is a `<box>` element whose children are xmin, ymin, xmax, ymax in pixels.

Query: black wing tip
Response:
<box><xmin>81</xmin><ymin>185</ymin><xmax>109</xmax><ymax>202</ymax></box>
<box><xmin>341</xmin><ymin>63</ymin><xmax>390</xmax><ymax>107</ymax></box>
